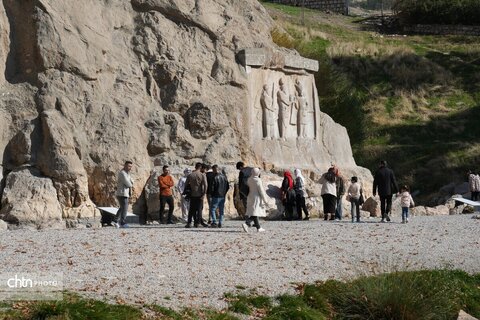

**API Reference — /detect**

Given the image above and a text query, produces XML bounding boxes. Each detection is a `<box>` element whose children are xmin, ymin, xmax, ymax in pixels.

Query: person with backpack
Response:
<box><xmin>320</xmin><ymin>167</ymin><xmax>337</xmax><ymax>221</ymax></box>
<box><xmin>209</xmin><ymin>165</ymin><xmax>230</xmax><ymax>228</ymax></box>
<box><xmin>281</xmin><ymin>170</ymin><xmax>296</xmax><ymax>220</ymax></box>
<box><xmin>373</xmin><ymin>160</ymin><xmax>399</xmax><ymax>223</ymax></box>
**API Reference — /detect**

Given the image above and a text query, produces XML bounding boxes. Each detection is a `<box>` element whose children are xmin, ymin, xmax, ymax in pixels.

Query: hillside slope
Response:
<box><xmin>262</xmin><ymin>2</ymin><xmax>480</xmax><ymax>204</ymax></box>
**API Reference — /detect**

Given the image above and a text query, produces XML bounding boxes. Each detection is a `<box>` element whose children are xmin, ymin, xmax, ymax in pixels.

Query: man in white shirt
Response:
<box><xmin>114</xmin><ymin>161</ymin><xmax>133</xmax><ymax>228</ymax></box>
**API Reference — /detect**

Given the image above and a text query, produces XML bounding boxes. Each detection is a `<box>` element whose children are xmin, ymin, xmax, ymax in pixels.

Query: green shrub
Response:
<box><xmin>393</xmin><ymin>0</ymin><xmax>480</xmax><ymax>25</ymax></box>
<box><xmin>225</xmin><ymin>293</ymin><xmax>272</xmax><ymax>315</ymax></box>
<box><xmin>29</xmin><ymin>293</ymin><xmax>142</xmax><ymax>320</ymax></box>
<box><xmin>304</xmin><ymin>270</ymin><xmax>480</xmax><ymax>320</ymax></box>
<box><xmin>264</xmin><ymin>295</ymin><xmax>327</xmax><ymax>320</ymax></box>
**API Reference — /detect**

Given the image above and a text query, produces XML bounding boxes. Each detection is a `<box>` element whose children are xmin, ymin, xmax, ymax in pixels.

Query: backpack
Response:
<box><xmin>239</xmin><ymin>167</ymin><xmax>253</xmax><ymax>198</ymax></box>
<box><xmin>325</xmin><ymin>171</ymin><xmax>335</xmax><ymax>183</ymax></box>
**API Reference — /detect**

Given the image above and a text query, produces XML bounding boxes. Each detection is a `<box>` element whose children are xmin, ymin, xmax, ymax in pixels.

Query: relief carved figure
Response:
<box><xmin>277</xmin><ymin>78</ymin><xmax>292</xmax><ymax>139</ymax></box>
<box><xmin>260</xmin><ymin>84</ymin><xmax>277</xmax><ymax>139</ymax></box>
<box><xmin>295</xmin><ymin>82</ymin><xmax>313</xmax><ymax>138</ymax></box>
<box><xmin>290</xmin><ymin>79</ymin><xmax>302</xmax><ymax>126</ymax></box>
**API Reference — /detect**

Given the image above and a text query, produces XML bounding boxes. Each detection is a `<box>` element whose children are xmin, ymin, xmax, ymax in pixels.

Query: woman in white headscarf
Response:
<box><xmin>294</xmin><ymin>168</ymin><xmax>309</xmax><ymax>220</ymax></box>
<box><xmin>177</xmin><ymin>167</ymin><xmax>192</xmax><ymax>222</ymax></box>
<box><xmin>242</xmin><ymin>167</ymin><xmax>268</xmax><ymax>233</ymax></box>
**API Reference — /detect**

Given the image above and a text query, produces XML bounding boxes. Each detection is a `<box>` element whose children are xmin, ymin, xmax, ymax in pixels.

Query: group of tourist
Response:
<box><xmin>112</xmin><ymin>159</ymin><xmax>417</xmax><ymax>229</ymax></box>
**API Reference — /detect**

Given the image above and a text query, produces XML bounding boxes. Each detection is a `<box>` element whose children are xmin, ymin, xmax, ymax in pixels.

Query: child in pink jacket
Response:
<box><xmin>400</xmin><ymin>185</ymin><xmax>415</xmax><ymax>223</ymax></box>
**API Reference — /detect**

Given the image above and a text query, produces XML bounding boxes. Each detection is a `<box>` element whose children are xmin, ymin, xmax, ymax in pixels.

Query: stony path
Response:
<box><xmin>0</xmin><ymin>215</ymin><xmax>479</xmax><ymax>309</ymax></box>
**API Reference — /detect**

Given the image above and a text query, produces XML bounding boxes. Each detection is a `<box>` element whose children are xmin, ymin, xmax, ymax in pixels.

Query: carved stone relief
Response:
<box><xmin>250</xmin><ymin>70</ymin><xmax>318</xmax><ymax>141</ymax></box>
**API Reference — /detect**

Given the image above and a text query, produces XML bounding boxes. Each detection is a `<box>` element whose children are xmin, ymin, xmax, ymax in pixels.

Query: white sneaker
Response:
<box><xmin>406</xmin><ymin>218</ymin><xmax>409</xmax><ymax>223</ymax></box>
<box><xmin>112</xmin><ymin>222</ymin><xmax>119</xmax><ymax>228</ymax></box>
<box><xmin>242</xmin><ymin>223</ymin><xmax>249</xmax><ymax>233</ymax></box>
<box><xmin>257</xmin><ymin>228</ymin><xmax>266</xmax><ymax>232</ymax></box>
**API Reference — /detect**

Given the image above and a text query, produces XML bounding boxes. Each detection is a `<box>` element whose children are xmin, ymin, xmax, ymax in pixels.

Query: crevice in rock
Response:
<box><xmin>2</xmin><ymin>0</ymin><xmax>45</xmax><ymax>85</ymax></box>
<box><xmin>131</xmin><ymin>0</ymin><xmax>218</xmax><ymax>42</ymax></box>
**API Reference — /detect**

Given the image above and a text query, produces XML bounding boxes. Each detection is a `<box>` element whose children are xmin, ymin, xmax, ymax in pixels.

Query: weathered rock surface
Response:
<box><xmin>458</xmin><ymin>310</ymin><xmax>478</xmax><ymax>320</ymax></box>
<box><xmin>410</xmin><ymin>205</ymin><xmax>449</xmax><ymax>217</ymax></box>
<box><xmin>0</xmin><ymin>168</ymin><xmax>64</xmax><ymax>228</ymax></box>
<box><xmin>0</xmin><ymin>219</ymin><xmax>7</xmax><ymax>231</ymax></box>
<box><xmin>0</xmin><ymin>0</ymin><xmax>371</xmax><ymax>226</ymax></box>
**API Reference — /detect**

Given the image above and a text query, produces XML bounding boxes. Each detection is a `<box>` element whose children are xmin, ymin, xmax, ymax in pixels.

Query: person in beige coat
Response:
<box><xmin>468</xmin><ymin>170</ymin><xmax>479</xmax><ymax>201</ymax></box>
<box><xmin>242</xmin><ymin>168</ymin><xmax>268</xmax><ymax>233</ymax></box>
<box><xmin>114</xmin><ymin>161</ymin><xmax>134</xmax><ymax>228</ymax></box>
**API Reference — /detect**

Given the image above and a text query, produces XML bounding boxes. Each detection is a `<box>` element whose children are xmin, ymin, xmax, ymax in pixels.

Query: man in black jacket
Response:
<box><xmin>373</xmin><ymin>160</ymin><xmax>399</xmax><ymax>222</ymax></box>
<box><xmin>209</xmin><ymin>165</ymin><xmax>230</xmax><ymax>228</ymax></box>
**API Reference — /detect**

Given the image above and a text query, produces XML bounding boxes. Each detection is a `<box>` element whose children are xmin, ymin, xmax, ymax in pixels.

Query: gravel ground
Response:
<box><xmin>0</xmin><ymin>214</ymin><xmax>479</xmax><ymax>310</ymax></box>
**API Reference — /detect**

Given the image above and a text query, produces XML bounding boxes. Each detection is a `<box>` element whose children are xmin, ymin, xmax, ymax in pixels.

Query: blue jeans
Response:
<box><xmin>210</xmin><ymin>197</ymin><xmax>226</xmax><ymax>224</ymax></box>
<box><xmin>350</xmin><ymin>199</ymin><xmax>360</xmax><ymax>222</ymax></box>
<box><xmin>335</xmin><ymin>197</ymin><xmax>343</xmax><ymax>220</ymax></box>
<box><xmin>402</xmin><ymin>207</ymin><xmax>409</xmax><ymax>220</ymax></box>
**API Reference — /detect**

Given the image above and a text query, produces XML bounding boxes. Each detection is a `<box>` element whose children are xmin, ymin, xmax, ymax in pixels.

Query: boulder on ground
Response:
<box><xmin>425</xmin><ymin>205</ymin><xmax>449</xmax><ymax>216</ymax></box>
<box><xmin>361</xmin><ymin>197</ymin><xmax>379</xmax><ymax>217</ymax></box>
<box><xmin>411</xmin><ymin>206</ymin><xmax>427</xmax><ymax>216</ymax></box>
<box><xmin>0</xmin><ymin>168</ymin><xmax>65</xmax><ymax>229</ymax></box>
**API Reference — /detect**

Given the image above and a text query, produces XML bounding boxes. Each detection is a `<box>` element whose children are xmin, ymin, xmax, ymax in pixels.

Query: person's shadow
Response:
<box><xmin>266</xmin><ymin>184</ymin><xmax>281</xmax><ymax>199</ymax></box>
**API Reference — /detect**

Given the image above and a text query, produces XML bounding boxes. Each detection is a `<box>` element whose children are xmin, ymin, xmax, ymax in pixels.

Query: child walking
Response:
<box><xmin>347</xmin><ymin>176</ymin><xmax>362</xmax><ymax>222</ymax></box>
<box><xmin>400</xmin><ymin>185</ymin><xmax>415</xmax><ymax>223</ymax></box>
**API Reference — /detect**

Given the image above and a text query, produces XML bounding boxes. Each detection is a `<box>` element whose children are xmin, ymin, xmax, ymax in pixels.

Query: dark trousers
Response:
<box><xmin>159</xmin><ymin>195</ymin><xmax>174</xmax><ymax>223</ymax></box>
<box><xmin>472</xmin><ymin>191</ymin><xmax>479</xmax><ymax>201</ymax></box>
<box><xmin>284</xmin><ymin>203</ymin><xmax>294</xmax><ymax>220</ymax></box>
<box><xmin>241</xmin><ymin>197</ymin><xmax>249</xmax><ymax>224</ymax></box>
<box><xmin>246</xmin><ymin>216</ymin><xmax>261</xmax><ymax>229</ymax></box>
<box><xmin>380</xmin><ymin>195</ymin><xmax>393</xmax><ymax>219</ymax></box>
<box><xmin>188</xmin><ymin>196</ymin><xmax>203</xmax><ymax>224</ymax></box>
<box><xmin>115</xmin><ymin>196</ymin><xmax>129</xmax><ymax>225</ymax></box>
<box><xmin>296</xmin><ymin>195</ymin><xmax>309</xmax><ymax>219</ymax></box>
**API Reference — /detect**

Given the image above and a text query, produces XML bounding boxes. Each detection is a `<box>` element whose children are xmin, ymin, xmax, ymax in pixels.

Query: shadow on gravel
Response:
<box><xmin>179</xmin><ymin>229</ymin><xmax>243</xmax><ymax>233</ymax></box>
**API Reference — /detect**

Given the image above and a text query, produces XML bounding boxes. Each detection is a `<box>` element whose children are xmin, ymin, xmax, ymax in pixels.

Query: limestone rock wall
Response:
<box><xmin>0</xmin><ymin>0</ymin><xmax>370</xmax><ymax>228</ymax></box>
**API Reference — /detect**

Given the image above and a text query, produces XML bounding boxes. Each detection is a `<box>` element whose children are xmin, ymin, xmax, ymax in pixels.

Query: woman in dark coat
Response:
<box><xmin>281</xmin><ymin>170</ymin><xmax>296</xmax><ymax>220</ymax></box>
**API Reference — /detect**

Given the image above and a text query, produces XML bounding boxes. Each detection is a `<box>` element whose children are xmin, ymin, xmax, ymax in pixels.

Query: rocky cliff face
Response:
<box><xmin>0</xmin><ymin>0</ymin><xmax>371</xmax><ymax>228</ymax></box>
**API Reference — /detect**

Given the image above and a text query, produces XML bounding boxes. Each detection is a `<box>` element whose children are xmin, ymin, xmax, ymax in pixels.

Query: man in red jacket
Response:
<box><xmin>158</xmin><ymin>165</ymin><xmax>175</xmax><ymax>224</ymax></box>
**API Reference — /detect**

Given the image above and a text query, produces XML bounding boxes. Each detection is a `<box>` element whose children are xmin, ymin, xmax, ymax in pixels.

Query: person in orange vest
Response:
<box><xmin>158</xmin><ymin>165</ymin><xmax>175</xmax><ymax>224</ymax></box>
